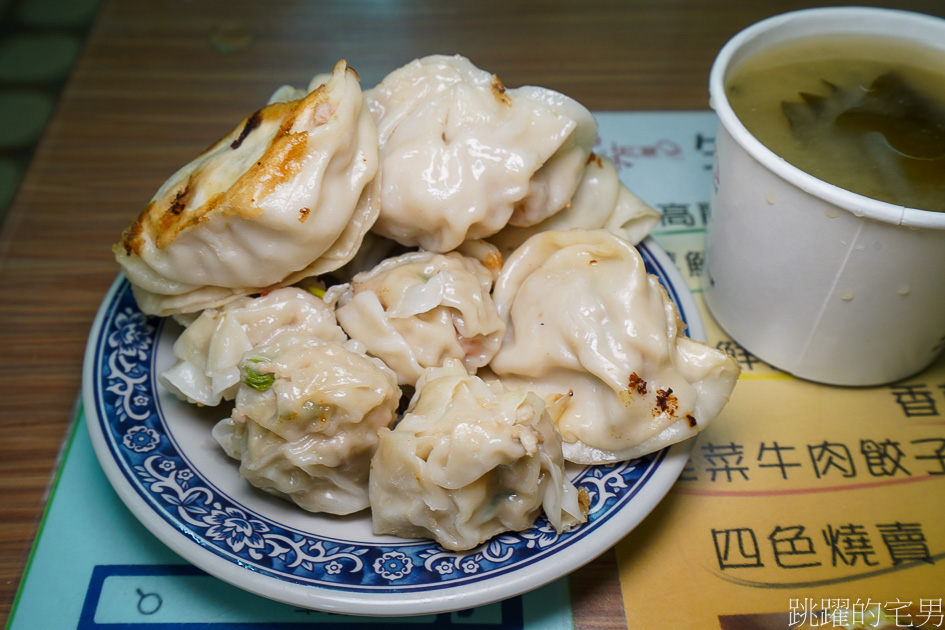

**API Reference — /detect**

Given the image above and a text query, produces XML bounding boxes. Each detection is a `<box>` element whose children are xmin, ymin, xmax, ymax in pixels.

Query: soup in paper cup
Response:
<box><xmin>704</xmin><ymin>7</ymin><xmax>945</xmax><ymax>386</ymax></box>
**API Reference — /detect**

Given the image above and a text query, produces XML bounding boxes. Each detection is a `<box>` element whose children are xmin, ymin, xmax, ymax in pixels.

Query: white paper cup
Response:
<box><xmin>705</xmin><ymin>7</ymin><xmax>945</xmax><ymax>386</ymax></box>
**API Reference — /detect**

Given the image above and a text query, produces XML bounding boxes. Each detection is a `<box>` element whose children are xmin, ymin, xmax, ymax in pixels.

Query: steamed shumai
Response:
<box><xmin>213</xmin><ymin>334</ymin><xmax>401</xmax><ymax>515</ymax></box>
<box><xmin>160</xmin><ymin>287</ymin><xmax>346</xmax><ymax>407</ymax></box>
<box><xmin>370</xmin><ymin>359</ymin><xmax>586</xmax><ymax>551</ymax></box>
<box><xmin>114</xmin><ymin>60</ymin><xmax>379</xmax><ymax>316</ymax></box>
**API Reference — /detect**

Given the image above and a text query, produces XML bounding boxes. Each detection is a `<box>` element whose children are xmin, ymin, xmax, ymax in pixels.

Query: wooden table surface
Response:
<box><xmin>3</xmin><ymin>0</ymin><xmax>945</xmax><ymax>626</ymax></box>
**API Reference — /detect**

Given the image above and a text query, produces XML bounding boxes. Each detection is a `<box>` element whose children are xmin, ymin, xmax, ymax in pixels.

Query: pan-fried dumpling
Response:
<box><xmin>114</xmin><ymin>60</ymin><xmax>379</xmax><ymax>316</ymax></box>
<box><xmin>489</xmin><ymin>153</ymin><xmax>662</xmax><ymax>256</ymax></box>
<box><xmin>160</xmin><ymin>287</ymin><xmax>345</xmax><ymax>406</ymax></box>
<box><xmin>212</xmin><ymin>335</ymin><xmax>400</xmax><ymax>515</ymax></box>
<box><xmin>369</xmin><ymin>359</ymin><xmax>586</xmax><ymax>551</ymax></box>
<box><xmin>364</xmin><ymin>54</ymin><xmax>597</xmax><ymax>252</ymax></box>
<box><xmin>327</xmin><ymin>244</ymin><xmax>506</xmax><ymax>386</ymax></box>
<box><xmin>488</xmin><ymin>229</ymin><xmax>739</xmax><ymax>464</ymax></box>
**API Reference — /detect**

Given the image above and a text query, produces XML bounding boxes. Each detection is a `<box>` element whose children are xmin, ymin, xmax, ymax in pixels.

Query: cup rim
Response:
<box><xmin>709</xmin><ymin>6</ymin><xmax>945</xmax><ymax>229</ymax></box>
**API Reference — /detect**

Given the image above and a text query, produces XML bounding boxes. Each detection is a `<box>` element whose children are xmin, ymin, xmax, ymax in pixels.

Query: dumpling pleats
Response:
<box><xmin>213</xmin><ymin>335</ymin><xmax>400</xmax><ymax>515</ymax></box>
<box><xmin>160</xmin><ymin>287</ymin><xmax>346</xmax><ymax>406</ymax></box>
<box><xmin>489</xmin><ymin>228</ymin><xmax>740</xmax><ymax>464</ymax></box>
<box><xmin>369</xmin><ymin>360</ymin><xmax>586</xmax><ymax>551</ymax></box>
<box><xmin>327</xmin><ymin>245</ymin><xmax>506</xmax><ymax>386</ymax></box>
<box><xmin>115</xmin><ymin>60</ymin><xmax>379</xmax><ymax>316</ymax></box>
<box><xmin>364</xmin><ymin>54</ymin><xmax>597</xmax><ymax>252</ymax></box>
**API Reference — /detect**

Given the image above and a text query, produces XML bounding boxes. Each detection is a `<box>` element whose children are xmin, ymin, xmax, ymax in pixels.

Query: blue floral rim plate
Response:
<box><xmin>82</xmin><ymin>236</ymin><xmax>699</xmax><ymax>616</ymax></box>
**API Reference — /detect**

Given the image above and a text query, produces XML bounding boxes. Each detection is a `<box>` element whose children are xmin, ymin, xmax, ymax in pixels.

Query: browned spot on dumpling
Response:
<box><xmin>480</xmin><ymin>249</ymin><xmax>503</xmax><ymax>273</ymax></box>
<box><xmin>116</xmin><ymin>60</ymin><xmax>355</xmax><ymax>255</ymax></box>
<box><xmin>118</xmin><ymin>221</ymin><xmax>144</xmax><ymax>256</ymax></box>
<box><xmin>586</xmin><ymin>151</ymin><xmax>603</xmax><ymax>168</ymax></box>
<box><xmin>686</xmin><ymin>414</ymin><xmax>697</xmax><ymax>428</ymax></box>
<box><xmin>628</xmin><ymin>372</ymin><xmax>647</xmax><ymax>395</ymax></box>
<box><xmin>168</xmin><ymin>188</ymin><xmax>188</xmax><ymax>215</ymax></box>
<box><xmin>230</xmin><ymin>109</ymin><xmax>263</xmax><ymax>150</ymax></box>
<box><xmin>577</xmin><ymin>487</ymin><xmax>590</xmax><ymax>516</ymax></box>
<box><xmin>491</xmin><ymin>75</ymin><xmax>511</xmax><ymax>106</ymax></box>
<box><xmin>654</xmin><ymin>387</ymin><xmax>679</xmax><ymax>417</ymax></box>
<box><xmin>298</xmin><ymin>207</ymin><xmax>311</xmax><ymax>222</ymax></box>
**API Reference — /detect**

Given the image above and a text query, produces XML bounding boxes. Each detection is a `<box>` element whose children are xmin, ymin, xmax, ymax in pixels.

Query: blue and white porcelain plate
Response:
<box><xmin>83</xmin><ymin>237</ymin><xmax>699</xmax><ymax>616</ymax></box>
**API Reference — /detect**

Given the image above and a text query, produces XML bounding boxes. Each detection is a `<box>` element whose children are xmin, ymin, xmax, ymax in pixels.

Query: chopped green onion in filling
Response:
<box><xmin>241</xmin><ymin>358</ymin><xmax>275</xmax><ymax>391</ymax></box>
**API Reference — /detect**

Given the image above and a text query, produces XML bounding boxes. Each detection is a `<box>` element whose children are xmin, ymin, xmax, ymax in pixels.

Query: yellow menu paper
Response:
<box><xmin>618</xmin><ymin>290</ymin><xmax>945</xmax><ymax>629</ymax></box>
<box><xmin>588</xmin><ymin>111</ymin><xmax>944</xmax><ymax>629</ymax></box>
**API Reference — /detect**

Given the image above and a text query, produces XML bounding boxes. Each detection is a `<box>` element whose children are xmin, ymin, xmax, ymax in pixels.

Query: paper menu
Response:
<box><xmin>604</xmin><ymin>112</ymin><xmax>945</xmax><ymax>629</ymax></box>
<box><xmin>618</xmin><ymin>360</ymin><xmax>945</xmax><ymax>629</ymax></box>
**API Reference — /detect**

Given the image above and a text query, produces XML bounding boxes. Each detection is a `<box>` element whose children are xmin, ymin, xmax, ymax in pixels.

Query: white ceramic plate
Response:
<box><xmin>83</xmin><ymin>237</ymin><xmax>700</xmax><ymax>616</ymax></box>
